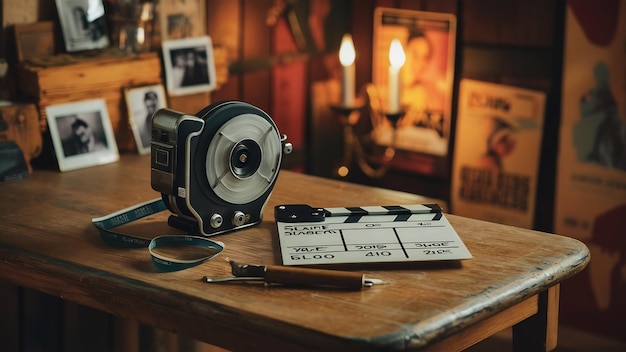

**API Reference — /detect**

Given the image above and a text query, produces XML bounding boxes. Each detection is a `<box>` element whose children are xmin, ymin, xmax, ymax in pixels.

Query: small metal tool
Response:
<box><xmin>202</xmin><ymin>260</ymin><xmax>385</xmax><ymax>290</ymax></box>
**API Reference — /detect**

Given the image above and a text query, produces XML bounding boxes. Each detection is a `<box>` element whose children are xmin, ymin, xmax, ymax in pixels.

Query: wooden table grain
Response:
<box><xmin>0</xmin><ymin>155</ymin><xmax>589</xmax><ymax>351</ymax></box>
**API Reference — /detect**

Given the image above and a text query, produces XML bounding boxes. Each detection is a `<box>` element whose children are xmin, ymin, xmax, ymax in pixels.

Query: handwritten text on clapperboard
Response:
<box><xmin>277</xmin><ymin>213</ymin><xmax>472</xmax><ymax>265</ymax></box>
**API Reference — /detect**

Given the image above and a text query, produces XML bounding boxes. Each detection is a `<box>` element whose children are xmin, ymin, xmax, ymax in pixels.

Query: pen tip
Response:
<box><xmin>364</xmin><ymin>278</ymin><xmax>386</xmax><ymax>287</ymax></box>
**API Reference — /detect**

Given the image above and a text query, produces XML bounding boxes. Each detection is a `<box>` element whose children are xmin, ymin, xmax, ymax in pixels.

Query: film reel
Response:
<box><xmin>206</xmin><ymin>113</ymin><xmax>282</xmax><ymax>204</ymax></box>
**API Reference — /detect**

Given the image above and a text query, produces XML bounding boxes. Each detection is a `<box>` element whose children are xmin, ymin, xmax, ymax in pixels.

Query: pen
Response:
<box><xmin>203</xmin><ymin>260</ymin><xmax>385</xmax><ymax>290</ymax></box>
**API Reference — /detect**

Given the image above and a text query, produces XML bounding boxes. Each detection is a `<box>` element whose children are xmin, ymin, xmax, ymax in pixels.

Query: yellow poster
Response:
<box><xmin>451</xmin><ymin>79</ymin><xmax>546</xmax><ymax>228</ymax></box>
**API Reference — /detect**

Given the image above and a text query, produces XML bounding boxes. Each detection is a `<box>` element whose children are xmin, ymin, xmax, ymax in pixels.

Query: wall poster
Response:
<box><xmin>451</xmin><ymin>79</ymin><xmax>546</xmax><ymax>228</ymax></box>
<box><xmin>556</xmin><ymin>0</ymin><xmax>626</xmax><ymax>341</ymax></box>
<box><xmin>370</xmin><ymin>7</ymin><xmax>456</xmax><ymax>176</ymax></box>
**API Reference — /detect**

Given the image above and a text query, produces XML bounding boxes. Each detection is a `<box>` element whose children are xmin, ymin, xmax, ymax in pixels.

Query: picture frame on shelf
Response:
<box><xmin>55</xmin><ymin>0</ymin><xmax>109</xmax><ymax>52</ymax></box>
<box><xmin>162</xmin><ymin>36</ymin><xmax>217</xmax><ymax>96</ymax></box>
<box><xmin>14</xmin><ymin>21</ymin><xmax>56</xmax><ymax>62</ymax></box>
<box><xmin>124</xmin><ymin>84</ymin><xmax>167</xmax><ymax>154</ymax></box>
<box><xmin>159</xmin><ymin>0</ymin><xmax>206</xmax><ymax>41</ymax></box>
<box><xmin>46</xmin><ymin>99</ymin><xmax>119</xmax><ymax>172</ymax></box>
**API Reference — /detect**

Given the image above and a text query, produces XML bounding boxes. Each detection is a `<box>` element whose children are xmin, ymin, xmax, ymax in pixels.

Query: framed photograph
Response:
<box><xmin>14</xmin><ymin>21</ymin><xmax>56</xmax><ymax>62</ymax></box>
<box><xmin>371</xmin><ymin>8</ymin><xmax>456</xmax><ymax>160</ymax></box>
<box><xmin>162</xmin><ymin>36</ymin><xmax>217</xmax><ymax>96</ymax></box>
<box><xmin>124</xmin><ymin>84</ymin><xmax>167</xmax><ymax>154</ymax></box>
<box><xmin>159</xmin><ymin>0</ymin><xmax>206</xmax><ymax>41</ymax></box>
<box><xmin>46</xmin><ymin>99</ymin><xmax>119</xmax><ymax>172</ymax></box>
<box><xmin>55</xmin><ymin>0</ymin><xmax>109</xmax><ymax>52</ymax></box>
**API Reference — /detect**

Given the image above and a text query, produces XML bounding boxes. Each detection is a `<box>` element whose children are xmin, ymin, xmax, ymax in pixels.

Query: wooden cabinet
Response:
<box><xmin>0</xmin><ymin>102</ymin><xmax>42</xmax><ymax>172</ymax></box>
<box><xmin>16</xmin><ymin>52</ymin><xmax>162</xmax><ymax>151</ymax></box>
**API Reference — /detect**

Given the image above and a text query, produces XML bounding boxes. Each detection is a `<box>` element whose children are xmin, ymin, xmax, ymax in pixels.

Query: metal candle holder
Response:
<box><xmin>331</xmin><ymin>102</ymin><xmax>404</xmax><ymax>179</ymax></box>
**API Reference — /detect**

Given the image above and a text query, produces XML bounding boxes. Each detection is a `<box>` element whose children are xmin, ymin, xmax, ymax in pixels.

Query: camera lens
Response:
<box><xmin>230</xmin><ymin>139</ymin><xmax>262</xmax><ymax>178</ymax></box>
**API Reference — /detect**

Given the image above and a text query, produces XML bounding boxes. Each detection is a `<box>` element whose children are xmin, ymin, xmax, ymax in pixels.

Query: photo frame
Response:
<box><xmin>371</xmin><ymin>8</ymin><xmax>456</xmax><ymax>159</ymax></box>
<box><xmin>14</xmin><ymin>21</ymin><xmax>56</xmax><ymax>62</ymax></box>
<box><xmin>124</xmin><ymin>84</ymin><xmax>167</xmax><ymax>154</ymax></box>
<box><xmin>159</xmin><ymin>0</ymin><xmax>206</xmax><ymax>41</ymax></box>
<box><xmin>162</xmin><ymin>36</ymin><xmax>217</xmax><ymax>96</ymax></box>
<box><xmin>55</xmin><ymin>0</ymin><xmax>109</xmax><ymax>52</ymax></box>
<box><xmin>46</xmin><ymin>99</ymin><xmax>119</xmax><ymax>172</ymax></box>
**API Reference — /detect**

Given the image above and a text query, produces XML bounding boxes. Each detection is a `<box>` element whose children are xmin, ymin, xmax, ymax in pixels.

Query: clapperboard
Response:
<box><xmin>274</xmin><ymin>204</ymin><xmax>473</xmax><ymax>266</ymax></box>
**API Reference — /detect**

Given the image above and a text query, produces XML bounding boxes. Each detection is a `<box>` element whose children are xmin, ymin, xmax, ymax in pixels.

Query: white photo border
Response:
<box><xmin>55</xmin><ymin>0</ymin><xmax>110</xmax><ymax>52</ymax></box>
<box><xmin>46</xmin><ymin>99</ymin><xmax>119</xmax><ymax>172</ymax></box>
<box><xmin>162</xmin><ymin>36</ymin><xmax>217</xmax><ymax>96</ymax></box>
<box><xmin>124</xmin><ymin>84</ymin><xmax>168</xmax><ymax>155</ymax></box>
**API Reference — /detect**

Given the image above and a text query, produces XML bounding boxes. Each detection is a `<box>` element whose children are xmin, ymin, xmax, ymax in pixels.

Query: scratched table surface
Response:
<box><xmin>0</xmin><ymin>155</ymin><xmax>590</xmax><ymax>351</ymax></box>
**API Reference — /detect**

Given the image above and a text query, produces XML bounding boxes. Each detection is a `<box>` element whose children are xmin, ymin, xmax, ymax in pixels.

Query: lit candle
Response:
<box><xmin>339</xmin><ymin>34</ymin><xmax>356</xmax><ymax>107</ymax></box>
<box><xmin>388</xmin><ymin>39</ymin><xmax>406</xmax><ymax>113</ymax></box>
<box><xmin>137</xmin><ymin>27</ymin><xmax>145</xmax><ymax>45</ymax></box>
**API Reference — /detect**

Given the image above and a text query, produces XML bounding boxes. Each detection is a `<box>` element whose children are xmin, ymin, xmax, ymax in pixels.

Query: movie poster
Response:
<box><xmin>556</xmin><ymin>0</ymin><xmax>626</xmax><ymax>341</ymax></box>
<box><xmin>451</xmin><ymin>79</ymin><xmax>546</xmax><ymax>228</ymax></box>
<box><xmin>370</xmin><ymin>8</ymin><xmax>456</xmax><ymax>176</ymax></box>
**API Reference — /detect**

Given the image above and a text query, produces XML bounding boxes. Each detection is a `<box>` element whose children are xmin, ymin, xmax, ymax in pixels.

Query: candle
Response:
<box><xmin>339</xmin><ymin>34</ymin><xmax>356</xmax><ymax>107</ymax></box>
<box><xmin>388</xmin><ymin>39</ymin><xmax>406</xmax><ymax>113</ymax></box>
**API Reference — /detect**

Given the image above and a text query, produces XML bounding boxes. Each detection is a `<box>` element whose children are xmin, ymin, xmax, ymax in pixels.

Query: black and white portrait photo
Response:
<box><xmin>57</xmin><ymin>113</ymin><xmax>108</xmax><ymax>157</ymax></box>
<box><xmin>55</xmin><ymin>0</ymin><xmax>109</xmax><ymax>52</ymax></box>
<box><xmin>125</xmin><ymin>84</ymin><xmax>167</xmax><ymax>154</ymax></box>
<box><xmin>46</xmin><ymin>99</ymin><xmax>119</xmax><ymax>172</ymax></box>
<box><xmin>163</xmin><ymin>36</ymin><xmax>217</xmax><ymax>96</ymax></box>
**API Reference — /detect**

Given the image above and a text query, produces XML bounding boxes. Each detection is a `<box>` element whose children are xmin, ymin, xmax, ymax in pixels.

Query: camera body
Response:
<box><xmin>150</xmin><ymin>101</ymin><xmax>291</xmax><ymax>236</ymax></box>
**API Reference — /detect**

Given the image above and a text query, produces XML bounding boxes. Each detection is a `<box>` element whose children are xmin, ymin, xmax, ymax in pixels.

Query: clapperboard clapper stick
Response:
<box><xmin>274</xmin><ymin>204</ymin><xmax>443</xmax><ymax>223</ymax></box>
<box><xmin>202</xmin><ymin>260</ymin><xmax>385</xmax><ymax>290</ymax></box>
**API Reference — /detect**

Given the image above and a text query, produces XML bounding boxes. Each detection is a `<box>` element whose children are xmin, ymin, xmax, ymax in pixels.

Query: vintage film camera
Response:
<box><xmin>150</xmin><ymin>101</ymin><xmax>292</xmax><ymax>236</ymax></box>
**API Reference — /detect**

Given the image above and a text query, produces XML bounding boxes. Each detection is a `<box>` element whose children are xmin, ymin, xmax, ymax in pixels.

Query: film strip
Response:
<box><xmin>92</xmin><ymin>198</ymin><xmax>224</xmax><ymax>271</ymax></box>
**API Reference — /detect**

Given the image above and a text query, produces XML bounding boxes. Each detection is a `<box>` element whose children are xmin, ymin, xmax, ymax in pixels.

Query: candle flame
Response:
<box><xmin>140</xmin><ymin>3</ymin><xmax>152</xmax><ymax>21</ymax></box>
<box><xmin>137</xmin><ymin>27</ymin><xmax>145</xmax><ymax>45</ymax></box>
<box><xmin>389</xmin><ymin>39</ymin><xmax>406</xmax><ymax>69</ymax></box>
<box><xmin>339</xmin><ymin>34</ymin><xmax>356</xmax><ymax>66</ymax></box>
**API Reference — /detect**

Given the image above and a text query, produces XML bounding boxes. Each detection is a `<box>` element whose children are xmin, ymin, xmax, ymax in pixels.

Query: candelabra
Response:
<box><xmin>331</xmin><ymin>85</ymin><xmax>405</xmax><ymax>179</ymax></box>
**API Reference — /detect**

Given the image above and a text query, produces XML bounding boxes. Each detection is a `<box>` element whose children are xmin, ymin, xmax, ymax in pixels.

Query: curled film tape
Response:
<box><xmin>149</xmin><ymin>235</ymin><xmax>224</xmax><ymax>272</ymax></box>
<box><xmin>92</xmin><ymin>199</ymin><xmax>224</xmax><ymax>271</ymax></box>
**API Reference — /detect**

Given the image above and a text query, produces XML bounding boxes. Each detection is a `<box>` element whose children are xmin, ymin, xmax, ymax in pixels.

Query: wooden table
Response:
<box><xmin>0</xmin><ymin>155</ymin><xmax>589</xmax><ymax>351</ymax></box>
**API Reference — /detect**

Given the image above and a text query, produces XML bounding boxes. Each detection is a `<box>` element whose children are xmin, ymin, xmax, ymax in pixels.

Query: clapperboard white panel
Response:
<box><xmin>275</xmin><ymin>204</ymin><xmax>473</xmax><ymax>266</ymax></box>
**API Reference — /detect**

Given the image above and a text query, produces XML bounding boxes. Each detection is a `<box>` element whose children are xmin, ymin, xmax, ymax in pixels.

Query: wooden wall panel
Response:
<box><xmin>397</xmin><ymin>0</ymin><xmax>428</xmax><ymax>10</ymax></box>
<box><xmin>241</xmin><ymin>0</ymin><xmax>272</xmax><ymax>111</ymax></box>
<box><xmin>352</xmin><ymin>0</ymin><xmax>375</xmax><ymax>88</ymax></box>
<box><xmin>272</xmin><ymin>11</ymin><xmax>306</xmax><ymax>149</ymax></box>
<box><xmin>462</xmin><ymin>0</ymin><xmax>501</xmax><ymax>44</ymax></box>
<box><xmin>207</xmin><ymin>0</ymin><xmax>241</xmax><ymax>102</ymax></box>
<box><xmin>463</xmin><ymin>0</ymin><xmax>554</xmax><ymax>47</ymax></box>
<box><xmin>421</xmin><ymin>0</ymin><xmax>457</xmax><ymax>14</ymax></box>
<box><xmin>499</xmin><ymin>0</ymin><xmax>554</xmax><ymax>47</ymax></box>
<box><xmin>374</xmin><ymin>0</ymin><xmax>396</xmax><ymax>9</ymax></box>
